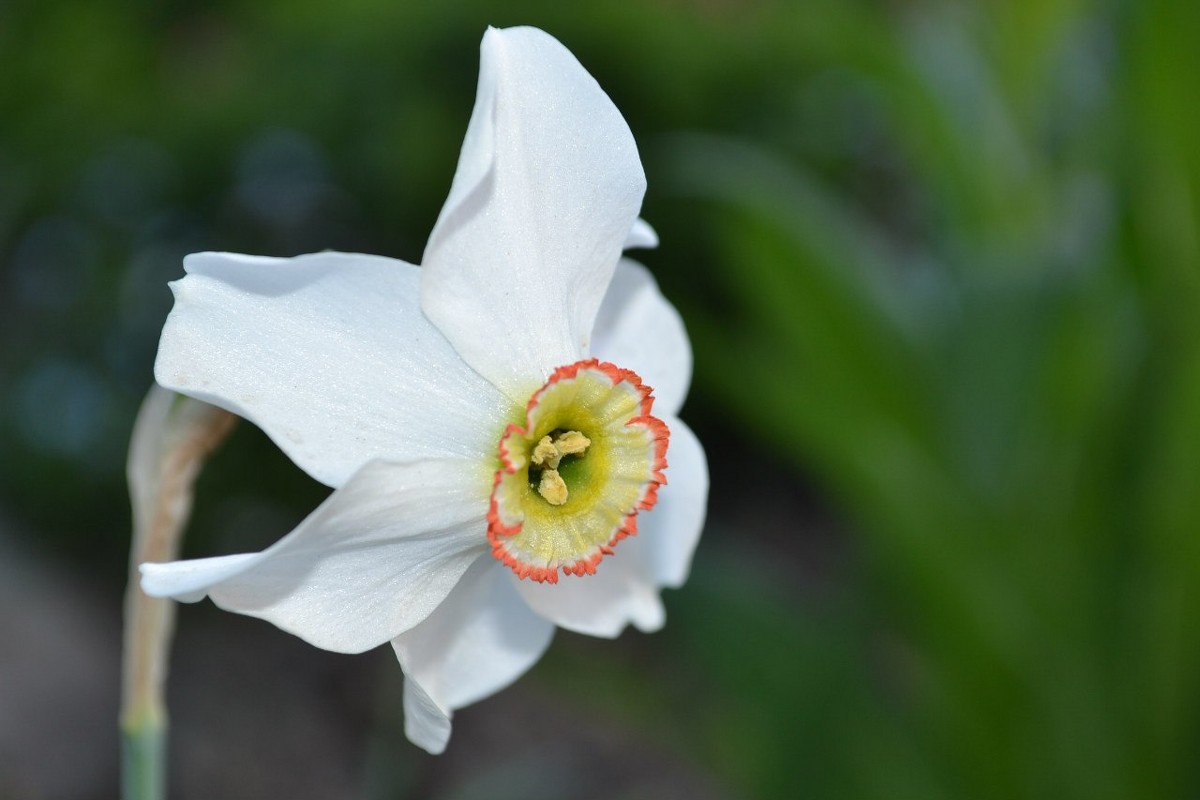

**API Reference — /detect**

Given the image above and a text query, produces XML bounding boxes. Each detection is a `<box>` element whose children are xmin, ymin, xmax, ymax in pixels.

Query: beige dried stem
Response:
<box><xmin>121</xmin><ymin>385</ymin><xmax>235</xmax><ymax>800</ymax></box>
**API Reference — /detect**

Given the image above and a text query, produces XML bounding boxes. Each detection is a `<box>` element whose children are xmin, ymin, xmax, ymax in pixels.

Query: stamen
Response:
<box><xmin>530</xmin><ymin>430</ymin><xmax>591</xmax><ymax>471</ymax></box>
<box><xmin>537</xmin><ymin>469</ymin><xmax>569</xmax><ymax>505</ymax></box>
<box><xmin>531</xmin><ymin>430</ymin><xmax>590</xmax><ymax>503</ymax></box>
<box><xmin>531</xmin><ymin>435</ymin><xmax>559</xmax><ymax>467</ymax></box>
<box><xmin>553</xmin><ymin>430</ymin><xmax>590</xmax><ymax>457</ymax></box>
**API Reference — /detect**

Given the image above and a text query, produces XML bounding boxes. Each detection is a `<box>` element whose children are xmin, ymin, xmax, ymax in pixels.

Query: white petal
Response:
<box><xmin>141</xmin><ymin>553</ymin><xmax>260</xmax><ymax>603</ymax></box>
<box><xmin>421</xmin><ymin>26</ymin><xmax>646</xmax><ymax>402</ymax></box>
<box><xmin>591</xmin><ymin>259</ymin><xmax>693</xmax><ymax>418</ymax></box>
<box><xmin>624</xmin><ymin>218</ymin><xmax>659</xmax><ymax>250</ymax></box>
<box><xmin>392</xmin><ymin>560</ymin><xmax>555</xmax><ymax>753</ymax></box>
<box><xmin>140</xmin><ymin>459</ymin><xmax>492</xmax><ymax>654</ymax></box>
<box><xmin>514</xmin><ymin>415</ymin><xmax>707</xmax><ymax>636</ymax></box>
<box><xmin>155</xmin><ymin>251</ymin><xmax>512</xmax><ymax>489</ymax></box>
<box><xmin>402</xmin><ymin>678</ymin><xmax>453</xmax><ymax>755</ymax></box>
<box><xmin>514</xmin><ymin>550</ymin><xmax>665</xmax><ymax>639</ymax></box>
<box><xmin>635</xmin><ymin>416</ymin><xmax>708</xmax><ymax>588</ymax></box>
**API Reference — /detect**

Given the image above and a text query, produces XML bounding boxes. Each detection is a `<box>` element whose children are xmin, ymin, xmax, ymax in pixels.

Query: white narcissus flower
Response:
<box><xmin>139</xmin><ymin>25</ymin><xmax>708</xmax><ymax>754</ymax></box>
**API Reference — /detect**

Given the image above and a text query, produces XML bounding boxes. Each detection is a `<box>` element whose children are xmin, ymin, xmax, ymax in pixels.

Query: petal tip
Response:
<box><xmin>624</xmin><ymin>218</ymin><xmax>659</xmax><ymax>250</ymax></box>
<box><xmin>403</xmin><ymin>677</ymin><xmax>453</xmax><ymax>754</ymax></box>
<box><xmin>139</xmin><ymin>562</ymin><xmax>208</xmax><ymax>602</ymax></box>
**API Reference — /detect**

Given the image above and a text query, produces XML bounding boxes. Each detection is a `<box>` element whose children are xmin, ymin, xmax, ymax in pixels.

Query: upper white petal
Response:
<box><xmin>421</xmin><ymin>26</ymin><xmax>646</xmax><ymax>402</ymax></box>
<box><xmin>513</xmin><ymin>415</ymin><xmax>707</xmax><ymax>636</ymax></box>
<box><xmin>591</xmin><ymin>259</ymin><xmax>693</xmax><ymax>418</ymax></box>
<box><xmin>155</xmin><ymin>251</ymin><xmax>512</xmax><ymax>489</ymax></box>
<box><xmin>140</xmin><ymin>459</ymin><xmax>492</xmax><ymax>654</ymax></box>
<box><xmin>392</xmin><ymin>559</ymin><xmax>555</xmax><ymax>754</ymax></box>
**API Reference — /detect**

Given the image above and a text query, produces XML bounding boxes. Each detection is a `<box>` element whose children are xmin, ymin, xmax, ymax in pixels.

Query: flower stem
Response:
<box><xmin>121</xmin><ymin>387</ymin><xmax>235</xmax><ymax>800</ymax></box>
<box><xmin>120</xmin><ymin>720</ymin><xmax>166</xmax><ymax>800</ymax></box>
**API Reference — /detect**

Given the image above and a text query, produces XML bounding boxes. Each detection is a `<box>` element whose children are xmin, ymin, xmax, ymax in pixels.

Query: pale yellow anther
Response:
<box><xmin>531</xmin><ymin>435</ymin><xmax>559</xmax><ymax>467</ymax></box>
<box><xmin>531</xmin><ymin>430</ymin><xmax>591</xmax><ymax>504</ymax></box>
<box><xmin>537</xmin><ymin>468</ymin><xmax>569</xmax><ymax>505</ymax></box>
<box><xmin>530</xmin><ymin>430</ymin><xmax>590</xmax><ymax>470</ymax></box>
<box><xmin>553</xmin><ymin>430</ymin><xmax>591</xmax><ymax>457</ymax></box>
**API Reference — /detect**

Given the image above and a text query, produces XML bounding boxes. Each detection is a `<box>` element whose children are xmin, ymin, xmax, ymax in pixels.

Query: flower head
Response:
<box><xmin>140</xmin><ymin>26</ymin><xmax>708</xmax><ymax>754</ymax></box>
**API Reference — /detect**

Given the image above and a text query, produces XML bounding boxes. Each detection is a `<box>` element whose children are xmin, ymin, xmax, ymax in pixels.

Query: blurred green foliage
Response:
<box><xmin>658</xmin><ymin>2</ymin><xmax>1200</xmax><ymax>797</ymax></box>
<box><xmin>3</xmin><ymin>0</ymin><xmax>1199</xmax><ymax>798</ymax></box>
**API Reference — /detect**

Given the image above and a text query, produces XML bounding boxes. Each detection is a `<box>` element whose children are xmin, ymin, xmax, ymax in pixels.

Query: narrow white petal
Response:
<box><xmin>513</xmin><ymin>415</ymin><xmax>707</xmax><ymax>635</ymax></box>
<box><xmin>591</xmin><ymin>259</ymin><xmax>693</xmax><ymax>418</ymax></box>
<box><xmin>139</xmin><ymin>459</ymin><xmax>492</xmax><ymax>653</ymax></box>
<box><xmin>421</xmin><ymin>26</ymin><xmax>646</xmax><ymax>402</ymax></box>
<box><xmin>155</xmin><ymin>251</ymin><xmax>512</xmax><ymax>489</ymax></box>
<box><xmin>624</xmin><ymin>218</ymin><xmax>659</xmax><ymax>250</ymax></box>
<box><xmin>402</xmin><ymin>678</ymin><xmax>453</xmax><ymax>755</ymax></box>
<box><xmin>141</xmin><ymin>553</ymin><xmax>261</xmax><ymax>603</ymax></box>
<box><xmin>392</xmin><ymin>560</ymin><xmax>555</xmax><ymax>753</ymax></box>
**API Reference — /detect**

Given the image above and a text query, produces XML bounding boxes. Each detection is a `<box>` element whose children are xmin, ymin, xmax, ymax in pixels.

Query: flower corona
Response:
<box><xmin>488</xmin><ymin>360</ymin><xmax>669</xmax><ymax>583</ymax></box>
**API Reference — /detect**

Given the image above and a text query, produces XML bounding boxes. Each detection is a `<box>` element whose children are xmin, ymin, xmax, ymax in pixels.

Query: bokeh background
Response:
<box><xmin>3</xmin><ymin>0</ymin><xmax>1199</xmax><ymax>798</ymax></box>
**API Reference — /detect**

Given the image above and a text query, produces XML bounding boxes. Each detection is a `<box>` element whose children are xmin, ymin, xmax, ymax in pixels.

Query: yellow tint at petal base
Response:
<box><xmin>488</xmin><ymin>359</ymin><xmax>669</xmax><ymax>583</ymax></box>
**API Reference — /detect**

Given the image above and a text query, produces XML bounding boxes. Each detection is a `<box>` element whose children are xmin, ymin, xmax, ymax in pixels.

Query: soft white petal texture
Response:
<box><xmin>392</xmin><ymin>560</ymin><xmax>555</xmax><ymax>754</ymax></box>
<box><xmin>515</xmin><ymin>549</ymin><xmax>665</xmax><ymax>639</ymax></box>
<box><xmin>421</xmin><ymin>26</ymin><xmax>646</xmax><ymax>402</ymax></box>
<box><xmin>515</xmin><ymin>416</ymin><xmax>708</xmax><ymax>636</ymax></box>
<box><xmin>142</xmin><ymin>553</ymin><xmax>260</xmax><ymax>604</ymax></box>
<box><xmin>633</xmin><ymin>416</ymin><xmax>709</xmax><ymax>588</ymax></box>
<box><xmin>155</xmin><ymin>251</ymin><xmax>513</xmax><ymax>489</ymax></box>
<box><xmin>591</xmin><ymin>259</ymin><xmax>693</xmax><ymax>418</ymax></box>
<box><xmin>402</xmin><ymin>677</ymin><xmax>453</xmax><ymax>755</ymax></box>
<box><xmin>624</xmin><ymin>218</ymin><xmax>659</xmax><ymax>250</ymax></box>
<box><xmin>140</xmin><ymin>459</ymin><xmax>492</xmax><ymax>654</ymax></box>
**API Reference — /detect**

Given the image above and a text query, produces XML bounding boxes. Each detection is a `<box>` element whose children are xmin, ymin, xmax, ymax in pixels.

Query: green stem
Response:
<box><xmin>121</xmin><ymin>717</ymin><xmax>166</xmax><ymax>800</ymax></box>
